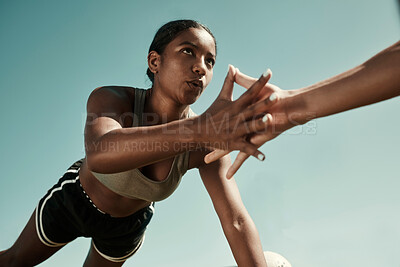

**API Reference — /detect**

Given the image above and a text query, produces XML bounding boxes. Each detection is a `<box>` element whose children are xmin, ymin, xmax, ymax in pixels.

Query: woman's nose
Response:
<box><xmin>192</xmin><ymin>59</ymin><xmax>206</xmax><ymax>76</ymax></box>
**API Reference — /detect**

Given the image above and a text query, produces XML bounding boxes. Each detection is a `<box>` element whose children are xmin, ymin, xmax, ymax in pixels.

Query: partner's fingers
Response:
<box><xmin>233</xmin><ymin>68</ymin><xmax>271</xmax><ymax>108</ymax></box>
<box><xmin>226</xmin><ymin>152</ymin><xmax>250</xmax><ymax>179</ymax></box>
<box><xmin>235</xmin><ymin>68</ymin><xmax>276</xmax><ymax>102</ymax></box>
<box><xmin>234</xmin><ymin>68</ymin><xmax>259</xmax><ymax>89</ymax></box>
<box><xmin>218</xmin><ymin>64</ymin><xmax>237</xmax><ymax>100</ymax></box>
<box><xmin>204</xmin><ymin>149</ymin><xmax>229</xmax><ymax>164</ymax></box>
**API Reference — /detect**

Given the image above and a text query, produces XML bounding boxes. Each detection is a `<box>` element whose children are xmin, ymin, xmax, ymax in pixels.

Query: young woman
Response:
<box><xmin>0</xmin><ymin>20</ymin><xmax>274</xmax><ymax>267</ymax></box>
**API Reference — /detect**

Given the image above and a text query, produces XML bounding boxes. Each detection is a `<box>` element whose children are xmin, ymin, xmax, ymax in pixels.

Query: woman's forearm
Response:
<box><xmin>86</xmin><ymin>66</ymin><xmax>274</xmax><ymax>174</ymax></box>
<box><xmin>222</xmin><ymin>217</ymin><xmax>267</xmax><ymax>267</ymax></box>
<box><xmin>86</xmin><ymin>116</ymin><xmax>200</xmax><ymax>173</ymax></box>
<box><xmin>295</xmin><ymin>41</ymin><xmax>400</xmax><ymax>122</ymax></box>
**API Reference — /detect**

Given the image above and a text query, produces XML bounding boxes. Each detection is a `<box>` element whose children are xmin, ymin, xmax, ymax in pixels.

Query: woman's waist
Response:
<box><xmin>79</xmin><ymin>159</ymin><xmax>151</xmax><ymax>217</ymax></box>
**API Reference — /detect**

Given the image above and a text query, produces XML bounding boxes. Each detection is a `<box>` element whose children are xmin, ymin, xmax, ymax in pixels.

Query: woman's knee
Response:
<box><xmin>0</xmin><ymin>210</ymin><xmax>64</xmax><ymax>267</ymax></box>
<box><xmin>0</xmin><ymin>243</ymin><xmax>63</xmax><ymax>267</ymax></box>
<box><xmin>0</xmin><ymin>248</ymin><xmax>23</xmax><ymax>267</ymax></box>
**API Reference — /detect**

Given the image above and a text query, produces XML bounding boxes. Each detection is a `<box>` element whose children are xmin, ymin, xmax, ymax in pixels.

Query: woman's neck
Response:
<box><xmin>143</xmin><ymin>87</ymin><xmax>189</xmax><ymax>125</ymax></box>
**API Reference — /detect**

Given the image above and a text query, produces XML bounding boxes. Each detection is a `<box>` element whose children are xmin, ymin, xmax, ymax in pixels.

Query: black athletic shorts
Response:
<box><xmin>35</xmin><ymin>159</ymin><xmax>154</xmax><ymax>262</ymax></box>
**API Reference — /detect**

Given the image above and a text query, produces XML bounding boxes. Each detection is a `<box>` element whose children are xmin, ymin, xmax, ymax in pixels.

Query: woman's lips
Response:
<box><xmin>187</xmin><ymin>80</ymin><xmax>203</xmax><ymax>91</ymax></box>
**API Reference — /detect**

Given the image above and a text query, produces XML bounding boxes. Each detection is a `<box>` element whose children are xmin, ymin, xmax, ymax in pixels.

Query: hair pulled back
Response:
<box><xmin>146</xmin><ymin>19</ymin><xmax>217</xmax><ymax>83</ymax></box>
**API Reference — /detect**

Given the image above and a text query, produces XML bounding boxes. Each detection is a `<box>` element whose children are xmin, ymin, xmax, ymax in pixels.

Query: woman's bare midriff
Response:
<box><xmin>79</xmin><ymin>159</ymin><xmax>151</xmax><ymax>218</ymax></box>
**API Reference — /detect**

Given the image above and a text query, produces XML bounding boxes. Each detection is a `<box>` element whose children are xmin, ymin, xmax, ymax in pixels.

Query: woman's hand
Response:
<box><xmin>196</xmin><ymin>65</ymin><xmax>275</xmax><ymax>162</ymax></box>
<box><xmin>204</xmin><ymin>69</ymin><xmax>301</xmax><ymax>178</ymax></box>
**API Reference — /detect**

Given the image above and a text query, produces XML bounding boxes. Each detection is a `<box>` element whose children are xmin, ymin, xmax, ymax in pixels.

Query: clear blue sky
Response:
<box><xmin>0</xmin><ymin>0</ymin><xmax>399</xmax><ymax>266</ymax></box>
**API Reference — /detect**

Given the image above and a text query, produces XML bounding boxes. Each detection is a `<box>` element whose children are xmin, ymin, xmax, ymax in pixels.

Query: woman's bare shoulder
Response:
<box><xmin>89</xmin><ymin>86</ymin><xmax>135</xmax><ymax>103</ymax></box>
<box><xmin>85</xmin><ymin>86</ymin><xmax>139</xmax><ymax>128</ymax></box>
<box><xmin>87</xmin><ymin>86</ymin><xmax>136</xmax><ymax>113</ymax></box>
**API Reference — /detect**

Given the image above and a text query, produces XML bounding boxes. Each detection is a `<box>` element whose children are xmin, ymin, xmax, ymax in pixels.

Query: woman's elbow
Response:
<box><xmin>222</xmin><ymin>214</ymin><xmax>254</xmax><ymax>233</ymax></box>
<box><xmin>84</xmin><ymin>142</ymin><xmax>106</xmax><ymax>173</ymax></box>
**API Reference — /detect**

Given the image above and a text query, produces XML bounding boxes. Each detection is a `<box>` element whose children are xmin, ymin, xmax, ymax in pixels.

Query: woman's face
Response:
<box><xmin>154</xmin><ymin>27</ymin><xmax>216</xmax><ymax>105</ymax></box>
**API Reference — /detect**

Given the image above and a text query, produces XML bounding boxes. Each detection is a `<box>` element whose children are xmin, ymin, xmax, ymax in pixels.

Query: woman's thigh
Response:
<box><xmin>0</xmin><ymin>210</ymin><xmax>65</xmax><ymax>267</ymax></box>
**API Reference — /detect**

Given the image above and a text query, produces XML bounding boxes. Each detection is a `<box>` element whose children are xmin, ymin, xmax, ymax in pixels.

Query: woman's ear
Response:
<box><xmin>148</xmin><ymin>51</ymin><xmax>161</xmax><ymax>74</ymax></box>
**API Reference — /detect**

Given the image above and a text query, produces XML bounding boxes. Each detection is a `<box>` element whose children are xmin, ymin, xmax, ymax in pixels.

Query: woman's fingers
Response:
<box><xmin>203</xmin><ymin>68</ymin><xmax>281</xmax><ymax>178</ymax></box>
<box><xmin>250</xmin><ymin>132</ymin><xmax>272</xmax><ymax>145</ymax></box>
<box><xmin>218</xmin><ymin>64</ymin><xmax>237</xmax><ymax>100</ymax></box>
<box><xmin>204</xmin><ymin>149</ymin><xmax>229</xmax><ymax>164</ymax></box>
<box><xmin>233</xmin><ymin>113</ymin><xmax>271</xmax><ymax>136</ymax></box>
<box><xmin>204</xmin><ymin>141</ymin><xmax>264</xmax><ymax>165</ymax></box>
<box><xmin>226</xmin><ymin>115</ymin><xmax>273</xmax><ymax>178</ymax></box>
<box><xmin>236</xmin><ymin>141</ymin><xmax>265</xmax><ymax>162</ymax></box>
<box><xmin>206</xmin><ymin>149</ymin><xmax>262</xmax><ymax>180</ymax></box>
<box><xmin>226</xmin><ymin>152</ymin><xmax>250</xmax><ymax>179</ymax></box>
<box><xmin>204</xmin><ymin>113</ymin><xmax>272</xmax><ymax>164</ymax></box>
<box><xmin>203</xmin><ymin>67</ymin><xmax>277</xmax><ymax>169</ymax></box>
<box><xmin>203</xmin><ymin>114</ymin><xmax>269</xmax><ymax>164</ymax></box>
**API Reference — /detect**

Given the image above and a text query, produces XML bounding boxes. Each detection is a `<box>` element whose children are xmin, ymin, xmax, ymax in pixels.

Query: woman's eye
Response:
<box><xmin>182</xmin><ymin>49</ymin><xmax>193</xmax><ymax>55</ymax></box>
<box><xmin>206</xmin><ymin>58</ymin><xmax>215</xmax><ymax>66</ymax></box>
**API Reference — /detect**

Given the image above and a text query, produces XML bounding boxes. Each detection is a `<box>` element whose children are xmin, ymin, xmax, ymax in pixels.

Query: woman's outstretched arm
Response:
<box><xmin>205</xmin><ymin>40</ymin><xmax>400</xmax><ymax>178</ymax></box>
<box><xmin>198</xmin><ymin>152</ymin><xmax>267</xmax><ymax>267</ymax></box>
<box><xmin>85</xmin><ymin>66</ymin><xmax>272</xmax><ymax>173</ymax></box>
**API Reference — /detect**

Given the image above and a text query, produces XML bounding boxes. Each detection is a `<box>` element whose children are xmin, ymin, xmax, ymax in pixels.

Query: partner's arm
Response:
<box><xmin>206</xmin><ymin>40</ymin><xmax>400</xmax><ymax>177</ymax></box>
<box><xmin>295</xmin><ymin>40</ymin><xmax>400</xmax><ymax>120</ymax></box>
